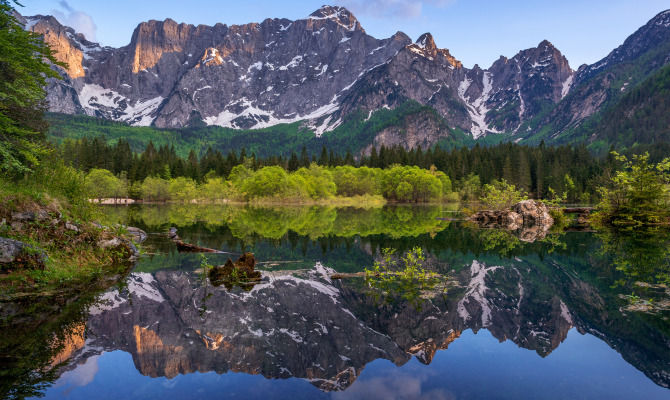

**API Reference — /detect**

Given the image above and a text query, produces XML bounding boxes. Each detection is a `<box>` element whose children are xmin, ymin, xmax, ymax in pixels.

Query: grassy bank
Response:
<box><xmin>0</xmin><ymin>162</ymin><xmax>138</xmax><ymax>296</ymax></box>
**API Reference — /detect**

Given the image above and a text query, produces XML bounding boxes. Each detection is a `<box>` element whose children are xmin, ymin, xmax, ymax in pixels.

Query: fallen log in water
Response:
<box><xmin>561</xmin><ymin>207</ymin><xmax>594</xmax><ymax>214</ymax></box>
<box><xmin>330</xmin><ymin>271</ymin><xmax>444</xmax><ymax>280</ymax></box>
<box><xmin>330</xmin><ymin>272</ymin><xmax>374</xmax><ymax>279</ymax></box>
<box><xmin>168</xmin><ymin>227</ymin><xmax>225</xmax><ymax>253</ymax></box>
<box><xmin>174</xmin><ymin>240</ymin><xmax>223</xmax><ymax>253</ymax></box>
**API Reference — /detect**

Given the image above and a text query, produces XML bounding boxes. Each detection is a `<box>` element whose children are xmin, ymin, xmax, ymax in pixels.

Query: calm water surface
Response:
<box><xmin>1</xmin><ymin>204</ymin><xmax>669</xmax><ymax>399</ymax></box>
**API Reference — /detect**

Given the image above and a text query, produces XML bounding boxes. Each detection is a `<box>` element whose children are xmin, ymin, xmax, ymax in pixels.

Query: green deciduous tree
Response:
<box><xmin>168</xmin><ymin>176</ymin><xmax>198</xmax><ymax>202</ymax></box>
<box><xmin>595</xmin><ymin>152</ymin><xmax>670</xmax><ymax>225</ymax></box>
<box><xmin>480</xmin><ymin>179</ymin><xmax>528</xmax><ymax>210</ymax></box>
<box><xmin>84</xmin><ymin>168</ymin><xmax>127</xmax><ymax>200</ymax></box>
<box><xmin>140</xmin><ymin>176</ymin><xmax>170</xmax><ymax>202</ymax></box>
<box><xmin>241</xmin><ymin>166</ymin><xmax>289</xmax><ymax>199</ymax></box>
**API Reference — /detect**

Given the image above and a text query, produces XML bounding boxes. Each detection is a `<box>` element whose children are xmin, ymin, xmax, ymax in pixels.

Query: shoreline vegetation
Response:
<box><xmin>84</xmin><ymin>164</ymin><xmax>457</xmax><ymax>204</ymax></box>
<box><xmin>89</xmin><ymin>194</ymin><xmax>389</xmax><ymax>207</ymax></box>
<box><xmin>0</xmin><ymin>161</ymin><xmax>143</xmax><ymax>296</ymax></box>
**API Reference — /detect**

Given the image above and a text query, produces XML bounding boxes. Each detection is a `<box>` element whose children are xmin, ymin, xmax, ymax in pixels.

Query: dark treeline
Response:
<box><xmin>60</xmin><ymin>137</ymin><xmax>621</xmax><ymax>200</ymax></box>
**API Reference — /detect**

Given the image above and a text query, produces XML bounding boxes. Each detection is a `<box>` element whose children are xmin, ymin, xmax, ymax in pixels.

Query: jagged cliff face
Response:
<box><xmin>21</xmin><ymin>6</ymin><xmax>670</xmax><ymax>147</ymax></box>
<box><xmin>24</xmin><ymin>6</ymin><xmax>409</xmax><ymax>132</ymax></box>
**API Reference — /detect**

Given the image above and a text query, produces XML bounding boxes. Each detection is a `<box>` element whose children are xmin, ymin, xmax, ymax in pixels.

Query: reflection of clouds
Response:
<box><xmin>54</xmin><ymin>354</ymin><xmax>100</xmax><ymax>392</ymax></box>
<box><xmin>331</xmin><ymin>369</ymin><xmax>455</xmax><ymax>400</ymax></box>
<box><xmin>162</xmin><ymin>375</ymin><xmax>180</xmax><ymax>389</ymax></box>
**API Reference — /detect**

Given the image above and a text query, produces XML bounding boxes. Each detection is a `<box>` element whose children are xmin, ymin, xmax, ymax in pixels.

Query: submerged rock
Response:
<box><xmin>125</xmin><ymin>227</ymin><xmax>147</xmax><ymax>244</ymax></box>
<box><xmin>209</xmin><ymin>252</ymin><xmax>262</xmax><ymax>289</ymax></box>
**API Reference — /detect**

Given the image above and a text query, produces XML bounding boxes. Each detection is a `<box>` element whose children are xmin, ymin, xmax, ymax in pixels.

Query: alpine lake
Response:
<box><xmin>2</xmin><ymin>204</ymin><xmax>669</xmax><ymax>400</ymax></box>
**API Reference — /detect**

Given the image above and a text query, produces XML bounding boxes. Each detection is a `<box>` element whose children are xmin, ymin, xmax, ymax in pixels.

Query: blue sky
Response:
<box><xmin>18</xmin><ymin>0</ymin><xmax>670</xmax><ymax>69</ymax></box>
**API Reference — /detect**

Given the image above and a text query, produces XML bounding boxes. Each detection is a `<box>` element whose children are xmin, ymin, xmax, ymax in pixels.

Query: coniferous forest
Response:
<box><xmin>59</xmin><ymin>136</ymin><xmax>643</xmax><ymax>202</ymax></box>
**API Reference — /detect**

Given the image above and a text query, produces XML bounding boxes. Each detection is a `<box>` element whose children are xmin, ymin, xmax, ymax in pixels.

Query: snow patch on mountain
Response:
<box><xmin>459</xmin><ymin>73</ymin><xmax>499</xmax><ymax>138</ymax></box>
<box><xmin>561</xmin><ymin>74</ymin><xmax>574</xmax><ymax>99</ymax></box>
<box><xmin>78</xmin><ymin>84</ymin><xmax>163</xmax><ymax>126</ymax></box>
<box><xmin>279</xmin><ymin>55</ymin><xmax>303</xmax><ymax>70</ymax></box>
<box><xmin>204</xmin><ymin>96</ymin><xmax>340</xmax><ymax>134</ymax></box>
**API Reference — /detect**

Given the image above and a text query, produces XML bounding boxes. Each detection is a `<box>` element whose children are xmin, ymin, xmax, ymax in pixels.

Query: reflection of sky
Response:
<box><xmin>40</xmin><ymin>329</ymin><xmax>669</xmax><ymax>400</ymax></box>
<box><xmin>53</xmin><ymin>354</ymin><xmax>100</xmax><ymax>394</ymax></box>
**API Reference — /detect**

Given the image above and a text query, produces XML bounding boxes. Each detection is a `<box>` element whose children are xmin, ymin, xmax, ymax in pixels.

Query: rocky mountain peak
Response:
<box><xmin>308</xmin><ymin>5</ymin><xmax>361</xmax><ymax>32</ymax></box>
<box><xmin>22</xmin><ymin>5</ymin><xmax>670</xmax><ymax>146</ymax></box>
<box><xmin>508</xmin><ymin>40</ymin><xmax>570</xmax><ymax>70</ymax></box>
<box><xmin>576</xmin><ymin>8</ymin><xmax>670</xmax><ymax>84</ymax></box>
<box><xmin>538</xmin><ymin>39</ymin><xmax>554</xmax><ymax>50</ymax></box>
<box><xmin>406</xmin><ymin>32</ymin><xmax>462</xmax><ymax>68</ymax></box>
<box><xmin>416</xmin><ymin>32</ymin><xmax>437</xmax><ymax>51</ymax></box>
<box><xmin>651</xmin><ymin>9</ymin><xmax>670</xmax><ymax>27</ymax></box>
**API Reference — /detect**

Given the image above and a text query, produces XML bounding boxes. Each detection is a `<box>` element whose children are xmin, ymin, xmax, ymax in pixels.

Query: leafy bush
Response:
<box><xmin>140</xmin><ymin>176</ymin><xmax>170</xmax><ymax>202</ymax></box>
<box><xmin>168</xmin><ymin>177</ymin><xmax>197</xmax><ymax>202</ymax></box>
<box><xmin>85</xmin><ymin>169</ymin><xmax>128</xmax><ymax>200</ymax></box>
<box><xmin>480</xmin><ymin>179</ymin><xmax>527</xmax><ymax>210</ymax></box>
<box><xmin>595</xmin><ymin>152</ymin><xmax>670</xmax><ymax>226</ymax></box>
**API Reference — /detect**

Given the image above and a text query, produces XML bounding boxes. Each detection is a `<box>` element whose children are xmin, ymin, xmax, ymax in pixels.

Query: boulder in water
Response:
<box><xmin>470</xmin><ymin>200</ymin><xmax>555</xmax><ymax>242</ymax></box>
<box><xmin>209</xmin><ymin>252</ymin><xmax>262</xmax><ymax>289</ymax></box>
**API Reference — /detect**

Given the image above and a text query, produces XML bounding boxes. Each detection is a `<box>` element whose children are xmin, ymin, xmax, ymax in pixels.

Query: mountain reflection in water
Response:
<box><xmin>1</xmin><ymin>205</ymin><xmax>668</xmax><ymax>400</ymax></box>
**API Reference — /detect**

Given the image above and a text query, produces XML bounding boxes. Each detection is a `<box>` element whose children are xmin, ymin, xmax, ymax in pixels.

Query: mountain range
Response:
<box><xmin>17</xmin><ymin>5</ymin><xmax>670</xmax><ymax>153</ymax></box>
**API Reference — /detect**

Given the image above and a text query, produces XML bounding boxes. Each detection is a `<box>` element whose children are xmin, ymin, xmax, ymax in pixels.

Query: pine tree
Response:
<box><xmin>0</xmin><ymin>0</ymin><xmax>62</xmax><ymax>176</ymax></box>
<box><xmin>300</xmin><ymin>146</ymin><xmax>309</xmax><ymax>167</ymax></box>
<box><xmin>288</xmin><ymin>152</ymin><xmax>298</xmax><ymax>171</ymax></box>
<box><xmin>186</xmin><ymin>150</ymin><xmax>200</xmax><ymax>181</ymax></box>
<box><xmin>319</xmin><ymin>146</ymin><xmax>328</xmax><ymax>165</ymax></box>
<box><xmin>344</xmin><ymin>151</ymin><xmax>354</xmax><ymax>166</ymax></box>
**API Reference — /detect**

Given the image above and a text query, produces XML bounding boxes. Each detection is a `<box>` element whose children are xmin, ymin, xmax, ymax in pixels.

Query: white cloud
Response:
<box><xmin>51</xmin><ymin>0</ymin><xmax>97</xmax><ymax>42</ymax></box>
<box><xmin>336</xmin><ymin>0</ymin><xmax>454</xmax><ymax>19</ymax></box>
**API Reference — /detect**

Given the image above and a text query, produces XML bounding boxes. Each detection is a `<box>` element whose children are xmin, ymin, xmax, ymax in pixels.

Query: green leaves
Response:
<box><xmin>595</xmin><ymin>152</ymin><xmax>670</xmax><ymax>225</ymax></box>
<box><xmin>364</xmin><ymin>247</ymin><xmax>443</xmax><ymax>305</ymax></box>
<box><xmin>0</xmin><ymin>1</ymin><xmax>62</xmax><ymax>176</ymax></box>
<box><xmin>480</xmin><ymin>179</ymin><xmax>527</xmax><ymax>211</ymax></box>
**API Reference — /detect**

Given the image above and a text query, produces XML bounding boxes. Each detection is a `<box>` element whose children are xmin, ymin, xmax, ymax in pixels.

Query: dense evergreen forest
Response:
<box><xmin>60</xmin><ymin>137</ymin><xmax>627</xmax><ymax>202</ymax></box>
